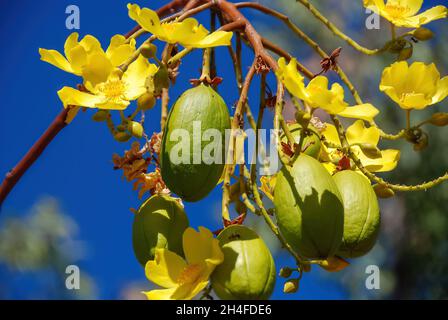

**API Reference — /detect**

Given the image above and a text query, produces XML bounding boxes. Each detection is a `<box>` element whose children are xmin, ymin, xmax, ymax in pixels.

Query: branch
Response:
<box><xmin>0</xmin><ymin>0</ymin><xmax>191</xmax><ymax>207</ymax></box>
<box><xmin>0</xmin><ymin>109</ymin><xmax>69</xmax><ymax>205</ymax></box>
<box><xmin>215</xmin><ymin>0</ymin><xmax>277</xmax><ymax>70</ymax></box>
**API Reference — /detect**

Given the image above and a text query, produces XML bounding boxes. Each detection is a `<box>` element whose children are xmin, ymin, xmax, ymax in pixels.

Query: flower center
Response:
<box><xmin>176</xmin><ymin>264</ymin><xmax>203</xmax><ymax>285</ymax></box>
<box><xmin>97</xmin><ymin>79</ymin><xmax>126</xmax><ymax>100</ymax></box>
<box><xmin>384</xmin><ymin>3</ymin><xmax>410</xmax><ymax>19</ymax></box>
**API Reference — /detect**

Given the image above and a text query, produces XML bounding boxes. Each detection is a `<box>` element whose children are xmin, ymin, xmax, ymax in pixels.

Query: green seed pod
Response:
<box><xmin>413</xmin><ymin>27</ymin><xmax>434</xmax><ymax>41</ymax></box>
<box><xmin>132</xmin><ymin>195</ymin><xmax>189</xmax><ymax>266</ymax></box>
<box><xmin>211</xmin><ymin>225</ymin><xmax>276</xmax><ymax>300</ymax></box>
<box><xmin>280</xmin><ymin>123</ymin><xmax>322</xmax><ymax>159</ymax></box>
<box><xmin>128</xmin><ymin>121</ymin><xmax>144</xmax><ymax>139</ymax></box>
<box><xmin>114</xmin><ymin>131</ymin><xmax>132</xmax><ymax>143</ymax></box>
<box><xmin>92</xmin><ymin>110</ymin><xmax>109</xmax><ymax>122</ymax></box>
<box><xmin>160</xmin><ymin>84</ymin><xmax>231</xmax><ymax>202</ymax></box>
<box><xmin>333</xmin><ymin>170</ymin><xmax>380</xmax><ymax>258</ymax></box>
<box><xmin>274</xmin><ymin>154</ymin><xmax>344</xmax><ymax>259</ymax></box>
<box><xmin>137</xmin><ymin>93</ymin><xmax>156</xmax><ymax>111</ymax></box>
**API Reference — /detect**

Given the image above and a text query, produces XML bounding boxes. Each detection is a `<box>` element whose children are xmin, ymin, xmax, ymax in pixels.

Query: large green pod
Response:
<box><xmin>274</xmin><ymin>154</ymin><xmax>344</xmax><ymax>259</ymax></box>
<box><xmin>333</xmin><ymin>170</ymin><xmax>380</xmax><ymax>258</ymax></box>
<box><xmin>161</xmin><ymin>84</ymin><xmax>231</xmax><ymax>202</ymax></box>
<box><xmin>280</xmin><ymin>124</ymin><xmax>322</xmax><ymax>159</ymax></box>
<box><xmin>211</xmin><ymin>225</ymin><xmax>276</xmax><ymax>300</ymax></box>
<box><xmin>132</xmin><ymin>195</ymin><xmax>189</xmax><ymax>266</ymax></box>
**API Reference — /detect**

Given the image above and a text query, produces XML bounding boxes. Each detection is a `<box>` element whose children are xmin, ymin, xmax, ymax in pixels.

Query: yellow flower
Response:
<box><xmin>58</xmin><ymin>55</ymin><xmax>158</xmax><ymax>110</ymax></box>
<box><xmin>128</xmin><ymin>4</ymin><xmax>233</xmax><ymax>48</ymax></box>
<box><xmin>260</xmin><ymin>175</ymin><xmax>277</xmax><ymax>201</ymax></box>
<box><xmin>276</xmin><ymin>58</ymin><xmax>379</xmax><ymax>122</ymax></box>
<box><xmin>380</xmin><ymin>61</ymin><xmax>448</xmax><ymax>110</ymax></box>
<box><xmin>143</xmin><ymin>227</ymin><xmax>224</xmax><ymax>300</ymax></box>
<box><xmin>364</xmin><ymin>0</ymin><xmax>447</xmax><ymax>28</ymax></box>
<box><xmin>322</xmin><ymin>120</ymin><xmax>400</xmax><ymax>174</ymax></box>
<box><xmin>39</xmin><ymin>33</ymin><xmax>137</xmax><ymax>81</ymax></box>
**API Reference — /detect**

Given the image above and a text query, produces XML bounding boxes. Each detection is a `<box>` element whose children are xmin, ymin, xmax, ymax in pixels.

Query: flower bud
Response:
<box><xmin>430</xmin><ymin>113</ymin><xmax>448</xmax><ymax>127</ymax></box>
<box><xmin>413</xmin><ymin>132</ymin><xmax>429</xmax><ymax>152</ymax></box>
<box><xmin>388</xmin><ymin>39</ymin><xmax>406</xmax><ymax>53</ymax></box>
<box><xmin>279</xmin><ymin>267</ymin><xmax>293</xmax><ymax>278</ymax></box>
<box><xmin>92</xmin><ymin>110</ymin><xmax>109</xmax><ymax>122</ymax></box>
<box><xmin>114</xmin><ymin>131</ymin><xmax>132</xmax><ymax>143</ymax></box>
<box><xmin>398</xmin><ymin>47</ymin><xmax>413</xmax><ymax>61</ymax></box>
<box><xmin>137</xmin><ymin>93</ymin><xmax>156</xmax><ymax>111</ymax></box>
<box><xmin>283</xmin><ymin>279</ymin><xmax>299</xmax><ymax>294</ymax></box>
<box><xmin>140</xmin><ymin>43</ymin><xmax>158</xmax><ymax>59</ymax></box>
<box><xmin>373</xmin><ymin>184</ymin><xmax>395</xmax><ymax>199</ymax></box>
<box><xmin>128</xmin><ymin>121</ymin><xmax>144</xmax><ymax>139</ymax></box>
<box><xmin>413</xmin><ymin>27</ymin><xmax>434</xmax><ymax>41</ymax></box>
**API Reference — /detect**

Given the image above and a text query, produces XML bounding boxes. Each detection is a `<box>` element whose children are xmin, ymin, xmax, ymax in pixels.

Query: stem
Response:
<box><xmin>390</xmin><ymin>23</ymin><xmax>397</xmax><ymax>40</ymax></box>
<box><xmin>291</xmin><ymin>0</ymin><xmax>383</xmax><ymax>55</ymax></box>
<box><xmin>406</xmin><ymin>110</ymin><xmax>411</xmax><ymax>130</ymax></box>
<box><xmin>331</xmin><ymin>115</ymin><xmax>448</xmax><ymax>192</ymax></box>
<box><xmin>200</xmin><ymin>48</ymin><xmax>212</xmax><ymax>83</ymax></box>
<box><xmin>0</xmin><ymin>109</ymin><xmax>69</xmax><ymax>206</ymax></box>
<box><xmin>222</xmin><ymin>59</ymin><xmax>257</xmax><ymax>223</ymax></box>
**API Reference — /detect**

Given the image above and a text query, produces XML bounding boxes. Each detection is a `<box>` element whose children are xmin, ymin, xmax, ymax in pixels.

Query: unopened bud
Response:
<box><xmin>430</xmin><ymin>112</ymin><xmax>448</xmax><ymax>127</ymax></box>
<box><xmin>137</xmin><ymin>93</ymin><xmax>156</xmax><ymax>111</ymax></box>
<box><xmin>114</xmin><ymin>131</ymin><xmax>132</xmax><ymax>143</ymax></box>
<box><xmin>92</xmin><ymin>110</ymin><xmax>109</xmax><ymax>122</ymax></box>
<box><xmin>413</xmin><ymin>27</ymin><xmax>434</xmax><ymax>41</ymax></box>
<box><xmin>373</xmin><ymin>184</ymin><xmax>395</xmax><ymax>199</ymax></box>
<box><xmin>283</xmin><ymin>279</ymin><xmax>299</xmax><ymax>294</ymax></box>
<box><xmin>279</xmin><ymin>267</ymin><xmax>293</xmax><ymax>278</ymax></box>
<box><xmin>140</xmin><ymin>43</ymin><xmax>157</xmax><ymax>59</ymax></box>
<box><xmin>398</xmin><ymin>47</ymin><xmax>413</xmax><ymax>61</ymax></box>
<box><xmin>388</xmin><ymin>39</ymin><xmax>406</xmax><ymax>53</ymax></box>
<box><xmin>128</xmin><ymin>121</ymin><xmax>144</xmax><ymax>139</ymax></box>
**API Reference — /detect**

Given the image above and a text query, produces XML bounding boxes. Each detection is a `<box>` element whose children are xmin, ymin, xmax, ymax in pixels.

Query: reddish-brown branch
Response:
<box><xmin>214</xmin><ymin>0</ymin><xmax>277</xmax><ymax>70</ymax></box>
<box><xmin>0</xmin><ymin>109</ymin><xmax>69</xmax><ymax>205</ymax></box>
<box><xmin>0</xmin><ymin>0</ymin><xmax>195</xmax><ymax>207</ymax></box>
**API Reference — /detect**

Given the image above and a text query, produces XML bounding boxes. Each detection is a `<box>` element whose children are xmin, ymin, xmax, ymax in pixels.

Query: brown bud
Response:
<box><xmin>398</xmin><ymin>46</ymin><xmax>413</xmax><ymax>61</ymax></box>
<box><xmin>279</xmin><ymin>267</ymin><xmax>293</xmax><ymax>278</ymax></box>
<box><xmin>413</xmin><ymin>27</ymin><xmax>434</xmax><ymax>41</ymax></box>
<box><xmin>430</xmin><ymin>113</ymin><xmax>448</xmax><ymax>127</ymax></box>
<box><xmin>114</xmin><ymin>132</ymin><xmax>132</xmax><ymax>143</ymax></box>
<box><xmin>92</xmin><ymin>110</ymin><xmax>109</xmax><ymax>122</ymax></box>
<box><xmin>137</xmin><ymin>93</ymin><xmax>156</xmax><ymax>111</ymax></box>
<box><xmin>140</xmin><ymin>43</ymin><xmax>157</xmax><ymax>59</ymax></box>
<box><xmin>373</xmin><ymin>184</ymin><xmax>395</xmax><ymax>199</ymax></box>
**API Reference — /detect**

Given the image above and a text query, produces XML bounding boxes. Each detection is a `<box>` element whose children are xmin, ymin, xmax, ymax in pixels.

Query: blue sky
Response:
<box><xmin>5</xmin><ymin>0</ymin><xmax>445</xmax><ymax>299</ymax></box>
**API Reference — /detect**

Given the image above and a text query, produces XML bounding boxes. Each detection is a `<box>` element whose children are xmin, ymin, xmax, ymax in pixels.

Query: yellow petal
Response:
<box><xmin>183</xmin><ymin>227</ymin><xmax>224</xmax><ymax>267</ymax></box>
<box><xmin>123</xmin><ymin>55</ymin><xmax>158</xmax><ymax>100</ymax></box>
<box><xmin>64</xmin><ymin>32</ymin><xmax>80</xmax><ymax>59</ymax></box>
<box><xmin>145</xmin><ymin>248</ymin><xmax>187</xmax><ymax>289</ymax></box>
<box><xmin>106</xmin><ymin>35</ymin><xmax>137</xmax><ymax>66</ymax></box>
<box><xmin>433</xmin><ymin>76</ymin><xmax>448</xmax><ymax>104</ymax></box>
<box><xmin>321</xmin><ymin>123</ymin><xmax>341</xmax><ymax>146</ymax></box>
<box><xmin>402</xmin><ymin>0</ymin><xmax>424</xmax><ymax>16</ymax></box>
<box><xmin>404</xmin><ymin>5</ymin><xmax>447</xmax><ymax>27</ymax></box>
<box><xmin>276</xmin><ymin>58</ymin><xmax>308</xmax><ymax>101</ymax></box>
<box><xmin>143</xmin><ymin>287</ymin><xmax>177</xmax><ymax>300</ymax></box>
<box><xmin>337</xmin><ymin>103</ymin><xmax>379</xmax><ymax>122</ymax></box>
<box><xmin>79</xmin><ymin>35</ymin><xmax>102</xmax><ymax>54</ymax></box>
<box><xmin>322</xmin><ymin>162</ymin><xmax>337</xmax><ymax>175</ymax></box>
<box><xmin>39</xmin><ymin>48</ymin><xmax>74</xmax><ymax>74</ymax></box>
<box><xmin>82</xmin><ymin>52</ymin><xmax>114</xmax><ymax>86</ymax></box>
<box><xmin>128</xmin><ymin>4</ymin><xmax>164</xmax><ymax>37</ymax></box>
<box><xmin>346</xmin><ymin>120</ymin><xmax>380</xmax><ymax>146</ymax></box>
<box><xmin>67</xmin><ymin>45</ymin><xmax>88</xmax><ymax>75</ymax></box>
<box><xmin>361</xmin><ymin>149</ymin><xmax>400</xmax><ymax>172</ymax></box>
<box><xmin>260</xmin><ymin>175</ymin><xmax>276</xmax><ymax>201</ymax></box>
<box><xmin>187</xmin><ymin>30</ymin><xmax>233</xmax><ymax>48</ymax></box>
<box><xmin>95</xmin><ymin>100</ymin><xmax>130</xmax><ymax>111</ymax></box>
<box><xmin>171</xmin><ymin>281</ymin><xmax>209</xmax><ymax>300</ymax></box>
<box><xmin>402</xmin><ymin>92</ymin><xmax>432</xmax><ymax>110</ymax></box>
<box><xmin>57</xmin><ymin>86</ymin><xmax>106</xmax><ymax>108</ymax></box>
